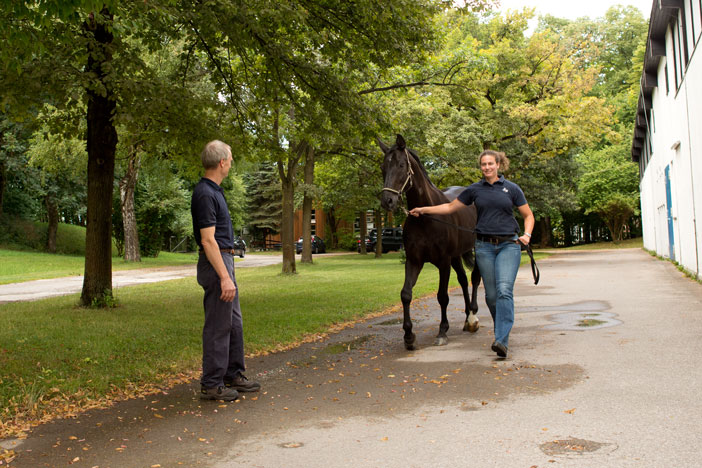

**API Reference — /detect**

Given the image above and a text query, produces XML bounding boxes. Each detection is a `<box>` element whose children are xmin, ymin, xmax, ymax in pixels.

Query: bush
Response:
<box><xmin>335</xmin><ymin>228</ymin><xmax>359</xmax><ymax>251</ymax></box>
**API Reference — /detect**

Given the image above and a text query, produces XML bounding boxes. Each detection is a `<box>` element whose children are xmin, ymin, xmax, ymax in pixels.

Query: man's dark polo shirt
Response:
<box><xmin>191</xmin><ymin>177</ymin><xmax>234</xmax><ymax>250</ymax></box>
<box><xmin>457</xmin><ymin>175</ymin><xmax>527</xmax><ymax>236</ymax></box>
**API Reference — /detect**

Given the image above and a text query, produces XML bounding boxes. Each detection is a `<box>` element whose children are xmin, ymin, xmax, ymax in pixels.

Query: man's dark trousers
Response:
<box><xmin>197</xmin><ymin>252</ymin><xmax>245</xmax><ymax>389</ymax></box>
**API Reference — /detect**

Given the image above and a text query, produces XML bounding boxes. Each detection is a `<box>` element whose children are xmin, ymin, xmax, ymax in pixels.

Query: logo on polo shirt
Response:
<box><xmin>502</xmin><ymin>187</ymin><xmax>509</xmax><ymax>193</ymax></box>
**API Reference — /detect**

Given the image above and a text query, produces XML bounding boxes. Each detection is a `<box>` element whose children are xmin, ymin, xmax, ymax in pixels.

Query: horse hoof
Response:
<box><xmin>405</xmin><ymin>342</ymin><xmax>416</xmax><ymax>351</ymax></box>
<box><xmin>434</xmin><ymin>336</ymin><xmax>449</xmax><ymax>346</ymax></box>
<box><xmin>463</xmin><ymin>320</ymin><xmax>480</xmax><ymax>333</ymax></box>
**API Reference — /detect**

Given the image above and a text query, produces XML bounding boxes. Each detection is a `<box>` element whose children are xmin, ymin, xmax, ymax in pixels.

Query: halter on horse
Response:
<box><xmin>378</xmin><ymin>134</ymin><xmax>481</xmax><ymax>350</ymax></box>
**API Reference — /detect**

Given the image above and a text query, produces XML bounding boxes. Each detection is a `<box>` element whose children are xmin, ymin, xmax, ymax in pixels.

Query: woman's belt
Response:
<box><xmin>476</xmin><ymin>234</ymin><xmax>515</xmax><ymax>245</ymax></box>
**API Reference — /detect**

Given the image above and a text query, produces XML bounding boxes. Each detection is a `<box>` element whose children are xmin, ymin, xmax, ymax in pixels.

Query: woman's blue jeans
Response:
<box><xmin>475</xmin><ymin>238</ymin><xmax>521</xmax><ymax>347</ymax></box>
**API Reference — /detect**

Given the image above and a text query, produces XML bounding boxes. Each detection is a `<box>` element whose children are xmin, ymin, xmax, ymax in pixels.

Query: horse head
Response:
<box><xmin>378</xmin><ymin>134</ymin><xmax>413</xmax><ymax>212</ymax></box>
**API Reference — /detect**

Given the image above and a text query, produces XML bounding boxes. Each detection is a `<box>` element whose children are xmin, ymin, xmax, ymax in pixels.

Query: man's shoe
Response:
<box><xmin>200</xmin><ymin>385</ymin><xmax>239</xmax><ymax>401</ymax></box>
<box><xmin>491</xmin><ymin>340</ymin><xmax>508</xmax><ymax>358</ymax></box>
<box><xmin>224</xmin><ymin>374</ymin><xmax>261</xmax><ymax>392</ymax></box>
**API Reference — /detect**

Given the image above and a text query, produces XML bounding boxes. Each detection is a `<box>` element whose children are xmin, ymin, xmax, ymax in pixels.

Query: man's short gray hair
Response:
<box><xmin>201</xmin><ymin>140</ymin><xmax>232</xmax><ymax>169</ymax></box>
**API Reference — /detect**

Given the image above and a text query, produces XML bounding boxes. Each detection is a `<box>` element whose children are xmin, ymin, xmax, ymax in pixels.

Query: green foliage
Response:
<box><xmin>244</xmin><ymin>163</ymin><xmax>282</xmax><ymax>239</ymax></box>
<box><xmin>132</xmin><ymin>160</ymin><xmax>190</xmax><ymax>257</ymax></box>
<box><xmin>576</xmin><ymin>141</ymin><xmax>640</xmax><ymax>241</ymax></box>
<box><xmin>0</xmin><ymin>117</ymin><xmax>42</xmax><ymax>218</ymax></box>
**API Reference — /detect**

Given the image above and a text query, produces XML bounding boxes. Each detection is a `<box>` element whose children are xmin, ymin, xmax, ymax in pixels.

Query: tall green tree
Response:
<box><xmin>577</xmin><ymin>141</ymin><xmax>640</xmax><ymax>242</ymax></box>
<box><xmin>243</xmin><ymin>163</ymin><xmax>282</xmax><ymax>247</ymax></box>
<box><xmin>1</xmin><ymin>2</ymin><xmax>185</xmax><ymax>305</ymax></box>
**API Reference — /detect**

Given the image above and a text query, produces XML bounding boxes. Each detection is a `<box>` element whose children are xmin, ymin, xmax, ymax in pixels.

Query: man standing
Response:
<box><xmin>191</xmin><ymin>140</ymin><xmax>260</xmax><ymax>401</ymax></box>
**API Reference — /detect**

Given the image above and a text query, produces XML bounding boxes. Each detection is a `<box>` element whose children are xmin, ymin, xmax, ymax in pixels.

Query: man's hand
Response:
<box><xmin>220</xmin><ymin>277</ymin><xmax>237</xmax><ymax>302</ymax></box>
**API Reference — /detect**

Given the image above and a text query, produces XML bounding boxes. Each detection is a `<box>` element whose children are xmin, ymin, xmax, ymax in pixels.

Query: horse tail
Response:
<box><xmin>461</xmin><ymin>249</ymin><xmax>475</xmax><ymax>270</ymax></box>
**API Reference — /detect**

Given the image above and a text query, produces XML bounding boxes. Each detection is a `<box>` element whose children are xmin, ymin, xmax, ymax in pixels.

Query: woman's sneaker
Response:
<box><xmin>491</xmin><ymin>340</ymin><xmax>508</xmax><ymax>358</ymax></box>
<box><xmin>200</xmin><ymin>385</ymin><xmax>239</xmax><ymax>401</ymax></box>
<box><xmin>224</xmin><ymin>374</ymin><xmax>261</xmax><ymax>392</ymax></box>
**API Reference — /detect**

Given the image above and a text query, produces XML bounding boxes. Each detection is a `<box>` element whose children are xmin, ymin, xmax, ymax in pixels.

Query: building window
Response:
<box><xmin>696</xmin><ymin>0</ymin><xmax>702</xmax><ymax>44</ymax></box>
<box><xmin>679</xmin><ymin>9</ymin><xmax>690</xmax><ymax>67</ymax></box>
<box><xmin>688</xmin><ymin>0</ymin><xmax>697</xmax><ymax>44</ymax></box>
<box><xmin>671</xmin><ymin>25</ymin><xmax>679</xmax><ymax>90</ymax></box>
<box><xmin>354</xmin><ymin>210</ymin><xmax>375</xmax><ymax>233</ymax></box>
<box><xmin>664</xmin><ymin>59</ymin><xmax>670</xmax><ymax>95</ymax></box>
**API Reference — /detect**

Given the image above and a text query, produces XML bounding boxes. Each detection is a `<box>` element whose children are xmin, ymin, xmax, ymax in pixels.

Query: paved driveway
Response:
<box><xmin>4</xmin><ymin>248</ymin><xmax>702</xmax><ymax>467</ymax></box>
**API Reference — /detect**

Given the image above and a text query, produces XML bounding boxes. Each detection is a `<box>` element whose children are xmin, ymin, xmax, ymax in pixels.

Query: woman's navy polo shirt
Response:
<box><xmin>191</xmin><ymin>177</ymin><xmax>234</xmax><ymax>250</ymax></box>
<box><xmin>457</xmin><ymin>176</ymin><xmax>527</xmax><ymax>236</ymax></box>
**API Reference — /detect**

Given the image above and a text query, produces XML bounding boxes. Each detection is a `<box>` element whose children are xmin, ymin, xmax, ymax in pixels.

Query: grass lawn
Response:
<box><xmin>557</xmin><ymin>237</ymin><xmax>643</xmax><ymax>250</ymax></box>
<box><xmin>0</xmin><ymin>250</ymin><xmax>200</xmax><ymax>285</ymax></box>
<box><xmin>0</xmin><ymin>252</ymin><xmax>486</xmax><ymax>437</ymax></box>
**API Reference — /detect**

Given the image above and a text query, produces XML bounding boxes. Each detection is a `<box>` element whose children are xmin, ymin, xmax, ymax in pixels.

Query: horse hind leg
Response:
<box><xmin>434</xmin><ymin>263</ymin><xmax>451</xmax><ymax>346</ymax></box>
<box><xmin>453</xmin><ymin>256</ymin><xmax>479</xmax><ymax>333</ymax></box>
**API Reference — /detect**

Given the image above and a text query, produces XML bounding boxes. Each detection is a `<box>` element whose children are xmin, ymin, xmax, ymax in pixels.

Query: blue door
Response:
<box><xmin>664</xmin><ymin>165</ymin><xmax>675</xmax><ymax>260</ymax></box>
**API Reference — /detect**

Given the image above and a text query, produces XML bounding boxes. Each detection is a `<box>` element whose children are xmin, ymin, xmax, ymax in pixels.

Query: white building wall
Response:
<box><xmin>638</xmin><ymin>4</ymin><xmax>702</xmax><ymax>277</ymax></box>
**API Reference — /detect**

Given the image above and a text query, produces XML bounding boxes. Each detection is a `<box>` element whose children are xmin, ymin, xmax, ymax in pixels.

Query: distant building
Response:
<box><xmin>633</xmin><ymin>0</ymin><xmax>702</xmax><ymax>277</ymax></box>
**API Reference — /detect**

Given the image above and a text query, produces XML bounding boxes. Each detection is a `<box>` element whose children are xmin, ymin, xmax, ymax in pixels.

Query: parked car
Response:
<box><xmin>357</xmin><ymin>227</ymin><xmax>403</xmax><ymax>253</ymax></box>
<box><xmin>296</xmin><ymin>235</ymin><xmax>326</xmax><ymax>254</ymax></box>
<box><xmin>233</xmin><ymin>237</ymin><xmax>246</xmax><ymax>258</ymax></box>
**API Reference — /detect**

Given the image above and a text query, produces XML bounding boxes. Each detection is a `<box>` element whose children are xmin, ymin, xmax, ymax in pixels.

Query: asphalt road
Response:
<box><xmin>3</xmin><ymin>248</ymin><xmax>702</xmax><ymax>467</ymax></box>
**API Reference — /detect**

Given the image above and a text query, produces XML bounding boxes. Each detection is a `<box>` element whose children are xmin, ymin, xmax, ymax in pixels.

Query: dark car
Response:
<box><xmin>233</xmin><ymin>237</ymin><xmax>246</xmax><ymax>258</ymax></box>
<box><xmin>296</xmin><ymin>235</ymin><xmax>326</xmax><ymax>254</ymax></box>
<box><xmin>357</xmin><ymin>227</ymin><xmax>403</xmax><ymax>253</ymax></box>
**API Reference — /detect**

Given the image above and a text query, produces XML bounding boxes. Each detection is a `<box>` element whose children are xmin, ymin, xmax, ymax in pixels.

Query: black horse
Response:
<box><xmin>378</xmin><ymin>134</ymin><xmax>481</xmax><ymax>350</ymax></box>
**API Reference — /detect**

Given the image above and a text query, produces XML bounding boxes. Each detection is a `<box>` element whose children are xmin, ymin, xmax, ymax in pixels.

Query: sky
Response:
<box><xmin>496</xmin><ymin>0</ymin><xmax>654</xmax><ymax>21</ymax></box>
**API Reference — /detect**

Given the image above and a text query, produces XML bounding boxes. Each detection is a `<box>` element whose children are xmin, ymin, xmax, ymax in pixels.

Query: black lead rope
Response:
<box><xmin>416</xmin><ymin>212</ymin><xmax>540</xmax><ymax>285</ymax></box>
<box><xmin>518</xmin><ymin>240</ymin><xmax>540</xmax><ymax>285</ymax></box>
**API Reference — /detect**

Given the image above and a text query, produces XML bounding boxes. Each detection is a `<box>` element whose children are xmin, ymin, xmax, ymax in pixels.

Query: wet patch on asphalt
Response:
<box><xmin>540</xmin><ymin>437</ymin><xmax>618</xmax><ymax>458</ymax></box>
<box><xmin>545</xmin><ymin>311</ymin><xmax>622</xmax><ymax>331</ymax></box>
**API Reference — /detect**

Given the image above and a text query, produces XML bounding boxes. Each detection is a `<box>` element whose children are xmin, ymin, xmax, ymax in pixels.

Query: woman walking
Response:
<box><xmin>409</xmin><ymin>150</ymin><xmax>534</xmax><ymax>358</ymax></box>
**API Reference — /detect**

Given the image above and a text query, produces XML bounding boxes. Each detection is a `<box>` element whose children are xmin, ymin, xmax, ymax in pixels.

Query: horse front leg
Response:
<box><xmin>434</xmin><ymin>262</ymin><xmax>451</xmax><ymax>346</ymax></box>
<box><xmin>468</xmin><ymin>265</ymin><xmax>482</xmax><ymax>330</ymax></box>
<box><xmin>401</xmin><ymin>260</ymin><xmax>422</xmax><ymax>350</ymax></box>
<box><xmin>452</xmin><ymin>257</ymin><xmax>479</xmax><ymax>333</ymax></box>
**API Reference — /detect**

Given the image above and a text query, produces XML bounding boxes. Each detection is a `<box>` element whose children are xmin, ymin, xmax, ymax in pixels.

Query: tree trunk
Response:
<box><xmin>80</xmin><ymin>9</ymin><xmax>118</xmax><ymax>307</ymax></box>
<box><xmin>539</xmin><ymin>216</ymin><xmax>552</xmax><ymax>248</ymax></box>
<box><xmin>300</xmin><ymin>145</ymin><xmax>315</xmax><ymax>263</ymax></box>
<box><xmin>45</xmin><ymin>193</ymin><xmax>59</xmax><ymax>253</ymax></box>
<box><xmin>359</xmin><ymin>210</ymin><xmax>367</xmax><ymax>255</ymax></box>
<box><xmin>326</xmin><ymin>207</ymin><xmax>339</xmax><ymax>249</ymax></box>
<box><xmin>120</xmin><ymin>145</ymin><xmax>141</xmax><ymax>262</ymax></box>
<box><xmin>562</xmin><ymin>212</ymin><xmax>573</xmax><ymax>247</ymax></box>
<box><xmin>278</xmin><ymin>143</ymin><xmax>304</xmax><ymax>274</ymax></box>
<box><xmin>374</xmin><ymin>209</ymin><xmax>383</xmax><ymax>258</ymax></box>
<box><xmin>0</xmin><ymin>156</ymin><xmax>5</xmax><ymax>217</ymax></box>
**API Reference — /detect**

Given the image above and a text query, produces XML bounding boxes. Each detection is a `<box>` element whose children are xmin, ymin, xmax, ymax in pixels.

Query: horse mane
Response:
<box><xmin>398</xmin><ymin>145</ymin><xmax>442</xmax><ymax>194</ymax></box>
